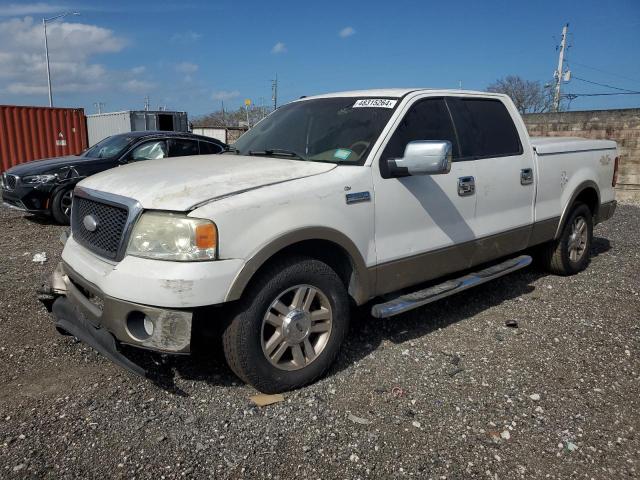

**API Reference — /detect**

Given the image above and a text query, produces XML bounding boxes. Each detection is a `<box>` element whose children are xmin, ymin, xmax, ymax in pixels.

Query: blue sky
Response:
<box><xmin>0</xmin><ymin>0</ymin><xmax>639</xmax><ymax>117</ymax></box>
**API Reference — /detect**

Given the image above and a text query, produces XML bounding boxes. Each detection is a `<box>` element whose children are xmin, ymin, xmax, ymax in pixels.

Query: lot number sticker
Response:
<box><xmin>353</xmin><ymin>99</ymin><xmax>397</xmax><ymax>108</ymax></box>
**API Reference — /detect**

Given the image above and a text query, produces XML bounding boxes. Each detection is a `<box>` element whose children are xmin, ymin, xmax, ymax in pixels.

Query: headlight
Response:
<box><xmin>22</xmin><ymin>174</ymin><xmax>57</xmax><ymax>184</ymax></box>
<box><xmin>127</xmin><ymin>212</ymin><xmax>218</xmax><ymax>261</ymax></box>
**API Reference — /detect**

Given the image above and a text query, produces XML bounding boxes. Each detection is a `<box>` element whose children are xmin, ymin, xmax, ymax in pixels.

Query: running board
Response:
<box><xmin>371</xmin><ymin>255</ymin><xmax>532</xmax><ymax>318</ymax></box>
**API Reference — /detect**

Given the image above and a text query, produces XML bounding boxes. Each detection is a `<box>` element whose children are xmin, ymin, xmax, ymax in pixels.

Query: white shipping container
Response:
<box><xmin>87</xmin><ymin>110</ymin><xmax>188</xmax><ymax>146</ymax></box>
<box><xmin>191</xmin><ymin>127</ymin><xmax>227</xmax><ymax>143</ymax></box>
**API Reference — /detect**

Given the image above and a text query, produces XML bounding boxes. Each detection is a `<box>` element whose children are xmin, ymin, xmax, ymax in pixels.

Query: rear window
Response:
<box><xmin>170</xmin><ymin>139</ymin><xmax>199</xmax><ymax>157</ymax></box>
<box><xmin>449</xmin><ymin>98</ymin><xmax>522</xmax><ymax>159</ymax></box>
<box><xmin>199</xmin><ymin>140</ymin><xmax>223</xmax><ymax>154</ymax></box>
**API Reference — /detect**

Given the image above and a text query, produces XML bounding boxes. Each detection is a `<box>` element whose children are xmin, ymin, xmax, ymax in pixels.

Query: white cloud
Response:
<box><xmin>271</xmin><ymin>41</ymin><xmax>286</xmax><ymax>54</ymax></box>
<box><xmin>175</xmin><ymin>62</ymin><xmax>198</xmax><ymax>74</ymax></box>
<box><xmin>170</xmin><ymin>31</ymin><xmax>202</xmax><ymax>43</ymax></box>
<box><xmin>0</xmin><ymin>3</ymin><xmax>69</xmax><ymax>16</ymax></box>
<box><xmin>339</xmin><ymin>26</ymin><xmax>355</xmax><ymax>38</ymax></box>
<box><xmin>211</xmin><ymin>90</ymin><xmax>240</xmax><ymax>101</ymax></box>
<box><xmin>130</xmin><ymin>65</ymin><xmax>146</xmax><ymax>75</ymax></box>
<box><xmin>0</xmin><ymin>16</ymin><xmax>126</xmax><ymax>96</ymax></box>
<box><xmin>123</xmin><ymin>79</ymin><xmax>155</xmax><ymax>93</ymax></box>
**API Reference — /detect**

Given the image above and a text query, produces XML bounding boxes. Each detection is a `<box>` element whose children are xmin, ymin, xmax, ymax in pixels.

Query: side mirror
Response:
<box><xmin>388</xmin><ymin>140</ymin><xmax>452</xmax><ymax>177</ymax></box>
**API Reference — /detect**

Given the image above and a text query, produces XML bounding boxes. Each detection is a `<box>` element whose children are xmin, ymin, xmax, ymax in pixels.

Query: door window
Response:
<box><xmin>380</xmin><ymin>98</ymin><xmax>459</xmax><ymax>177</ymax></box>
<box><xmin>129</xmin><ymin>140</ymin><xmax>168</xmax><ymax>161</ymax></box>
<box><xmin>170</xmin><ymin>139</ymin><xmax>199</xmax><ymax>157</ymax></box>
<box><xmin>448</xmin><ymin>98</ymin><xmax>522</xmax><ymax>159</ymax></box>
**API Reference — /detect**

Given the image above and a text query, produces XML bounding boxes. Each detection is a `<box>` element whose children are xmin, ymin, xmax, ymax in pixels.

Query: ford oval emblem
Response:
<box><xmin>83</xmin><ymin>214</ymin><xmax>98</xmax><ymax>232</ymax></box>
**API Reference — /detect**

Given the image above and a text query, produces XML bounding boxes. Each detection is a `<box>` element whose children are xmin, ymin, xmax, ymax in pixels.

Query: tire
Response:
<box><xmin>540</xmin><ymin>202</ymin><xmax>593</xmax><ymax>276</ymax></box>
<box><xmin>51</xmin><ymin>188</ymin><xmax>73</xmax><ymax>225</ymax></box>
<box><xmin>222</xmin><ymin>255</ymin><xmax>350</xmax><ymax>393</ymax></box>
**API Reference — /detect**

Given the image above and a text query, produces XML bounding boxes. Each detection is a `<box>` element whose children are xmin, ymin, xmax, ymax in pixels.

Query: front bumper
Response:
<box><xmin>1</xmin><ymin>185</ymin><xmax>53</xmax><ymax>213</ymax></box>
<box><xmin>46</xmin><ymin>262</ymin><xmax>194</xmax><ymax>374</ymax></box>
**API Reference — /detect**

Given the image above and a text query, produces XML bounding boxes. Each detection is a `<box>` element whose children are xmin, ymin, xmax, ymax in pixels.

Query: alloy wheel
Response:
<box><xmin>568</xmin><ymin>216</ymin><xmax>588</xmax><ymax>262</ymax></box>
<box><xmin>261</xmin><ymin>284</ymin><xmax>333</xmax><ymax>371</ymax></box>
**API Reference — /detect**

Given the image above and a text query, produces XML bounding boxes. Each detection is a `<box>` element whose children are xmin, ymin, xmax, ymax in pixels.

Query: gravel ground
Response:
<box><xmin>0</xmin><ymin>203</ymin><xmax>638</xmax><ymax>479</ymax></box>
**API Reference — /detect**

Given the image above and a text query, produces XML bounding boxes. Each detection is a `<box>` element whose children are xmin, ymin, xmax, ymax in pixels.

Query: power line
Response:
<box><xmin>569</xmin><ymin>60</ymin><xmax>640</xmax><ymax>86</ymax></box>
<box><xmin>572</xmin><ymin>75</ymin><xmax>639</xmax><ymax>93</ymax></box>
<box><xmin>564</xmin><ymin>91</ymin><xmax>640</xmax><ymax>97</ymax></box>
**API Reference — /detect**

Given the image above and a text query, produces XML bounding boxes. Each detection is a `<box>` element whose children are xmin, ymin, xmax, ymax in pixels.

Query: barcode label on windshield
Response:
<box><xmin>353</xmin><ymin>99</ymin><xmax>397</xmax><ymax>109</ymax></box>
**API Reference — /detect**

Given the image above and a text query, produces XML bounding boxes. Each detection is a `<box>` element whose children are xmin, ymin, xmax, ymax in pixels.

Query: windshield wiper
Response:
<box><xmin>248</xmin><ymin>148</ymin><xmax>306</xmax><ymax>160</ymax></box>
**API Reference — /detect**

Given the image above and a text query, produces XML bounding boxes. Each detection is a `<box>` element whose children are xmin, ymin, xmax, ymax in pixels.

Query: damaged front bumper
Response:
<box><xmin>41</xmin><ymin>262</ymin><xmax>194</xmax><ymax>376</ymax></box>
<box><xmin>2</xmin><ymin>183</ymin><xmax>54</xmax><ymax>214</ymax></box>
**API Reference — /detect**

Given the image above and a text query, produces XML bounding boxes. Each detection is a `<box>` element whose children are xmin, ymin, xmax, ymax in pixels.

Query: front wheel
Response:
<box><xmin>222</xmin><ymin>256</ymin><xmax>350</xmax><ymax>393</ymax></box>
<box><xmin>51</xmin><ymin>188</ymin><xmax>73</xmax><ymax>225</ymax></box>
<box><xmin>540</xmin><ymin>202</ymin><xmax>593</xmax><ymax>275</ymax></box>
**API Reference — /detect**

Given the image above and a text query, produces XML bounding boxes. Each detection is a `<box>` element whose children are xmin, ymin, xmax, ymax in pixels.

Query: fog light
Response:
<box><xmin>126</xmin><ymin>311</ymin><xmax>154</xmax><ymax>341</ymax></box>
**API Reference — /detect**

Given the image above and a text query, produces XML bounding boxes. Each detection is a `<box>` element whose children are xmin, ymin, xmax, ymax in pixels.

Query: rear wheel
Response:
<box><xmin>540</xmin><ymin>202</ymin><xmax>593</xmax><ymax>275</ymax></box>
<box><xmin>51</xmin><ymin>188</ymin><xmax>73</xmax><ymax>225</ymax></box>
<box><xmin>222</xmin><ymin>256</ymin><xmax>349</xmax><ymax>393</ymax></box>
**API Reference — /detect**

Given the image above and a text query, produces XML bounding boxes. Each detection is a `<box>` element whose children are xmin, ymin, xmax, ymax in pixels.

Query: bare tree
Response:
<box><xmin>487</xmin><ymin>75</ymin><xmax>553</xmax><ymax>114</ymax></box>
<box><xmin>193</xmin><ymin>106</ymin><xmax>269</xmax><ymax>128</ymax></box>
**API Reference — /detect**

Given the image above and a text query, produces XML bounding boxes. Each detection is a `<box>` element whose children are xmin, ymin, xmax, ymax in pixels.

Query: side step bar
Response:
<box><xmin>371</xmin><ymin>255</ymin><xmax>532</xmax><ymax>318</ymax></box>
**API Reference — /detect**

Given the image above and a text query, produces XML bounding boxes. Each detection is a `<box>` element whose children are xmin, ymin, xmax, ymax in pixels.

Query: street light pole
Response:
<box><xmin>42</xmin><ymin>12</ymin><xmax>80</xmax><ymax>108</ymax></box>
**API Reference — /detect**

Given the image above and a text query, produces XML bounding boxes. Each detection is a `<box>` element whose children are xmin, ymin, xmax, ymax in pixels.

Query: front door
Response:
<box><xmin>372</xmin><ymin>96</ymin><xmax>478</xmax><ymax>296</ymax></box>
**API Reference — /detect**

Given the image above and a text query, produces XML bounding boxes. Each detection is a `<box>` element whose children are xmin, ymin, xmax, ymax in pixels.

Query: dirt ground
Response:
<box><xmin>0</xmin><ymin>203</ymin><xmax>638</xmax><ymax>479</ymax></box>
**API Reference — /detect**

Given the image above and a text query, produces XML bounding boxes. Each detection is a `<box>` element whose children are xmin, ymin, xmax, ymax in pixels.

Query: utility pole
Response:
<box><xmin>553</xmin><ymin>23</ymin><xmax>570</xmax><ymax>112</ymax></box>
<box><xmin>42</xmin><ymin>11</ymin><xmax>80</xmax><ymax>107</ymax></box>
<box><xmin>144</xmin><ymin>95</ymin><xmax>150</xmax><ymax>111</ymax></box>
<box><xmin>93</xmin><ymin>102</ymin><xmax>105</xmax><ymax>114</ymax></box>
<box><xmin>221</xmin><ymin>100</ymin><xmax>225</xmax><ymax>124</ymax></box>
<box><xmin>43</xmin><ymin>19</ymin><xmax>52</xmax><ymax>107</ymax></box>
<box><xmin>271</xmin><ymin>74</ymin><xmax>278</xmax><ymax>111</ymax></box>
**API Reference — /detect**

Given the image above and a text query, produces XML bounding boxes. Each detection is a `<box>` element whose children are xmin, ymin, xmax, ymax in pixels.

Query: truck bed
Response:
<box><xmin>532</xmin><ymin>136</ymin><xmax>617</xmax><ymax>224</ymax></box>
<box><xmin>531</xmin><ymin>136</ymin><xmax>617</xmax><ymax>155</ymax></box>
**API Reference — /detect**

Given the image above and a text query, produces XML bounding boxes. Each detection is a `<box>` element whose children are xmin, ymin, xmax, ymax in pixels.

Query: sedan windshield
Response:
<box><xmin>83</xmin><ymin>135</ymin><xmax>134</xmax><ymax>159</ymax></box>
<box><xmin>233</xmin><ymin>97</ymin><xmax>397</xmax><ymax>164</ymax></box>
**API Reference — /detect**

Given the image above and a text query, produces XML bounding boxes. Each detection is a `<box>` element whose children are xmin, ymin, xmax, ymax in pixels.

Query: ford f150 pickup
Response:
<box><xmin>42</xmin><ymin>89</ymin><xmax>618</xmax><ymax>393</ymax></box>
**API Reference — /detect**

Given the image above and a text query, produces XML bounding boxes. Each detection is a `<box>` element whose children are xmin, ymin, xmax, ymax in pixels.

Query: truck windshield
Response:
<box><xmin>83</xmin><ymin>135</ymin><xmax>133</xmax><ymax>159</ymax></box>
<box><xmin>232</xmin><ymin>97</ymin><xmax>398</xmax><ymax>164</ymax></box>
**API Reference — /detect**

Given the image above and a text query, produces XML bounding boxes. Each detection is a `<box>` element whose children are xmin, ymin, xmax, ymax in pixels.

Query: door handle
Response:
<box><xmin>521</xmin><ymin>168</ymin><xmax>534</xmax><ymax>185</ymax></box>
<box><xmin>458</xmin><ymin>176</ymin><xmax>475</xmax><ymax>196</ymax></box>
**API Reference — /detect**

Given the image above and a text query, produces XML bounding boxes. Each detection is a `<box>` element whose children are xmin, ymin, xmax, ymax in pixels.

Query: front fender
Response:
<box><xmin>224</xmin><ymin>227</ymin><xmax>372</xmax><ymax>305</ymax></box>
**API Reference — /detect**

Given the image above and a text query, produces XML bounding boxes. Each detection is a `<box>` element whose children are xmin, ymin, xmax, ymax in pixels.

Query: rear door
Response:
<box><xmin>447</xmin><ymin>97</ymin><xmax>535</xmax><ymax>257</ymax></box>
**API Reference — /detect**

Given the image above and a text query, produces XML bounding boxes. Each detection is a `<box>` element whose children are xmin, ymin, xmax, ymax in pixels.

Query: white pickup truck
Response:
<box><xmin>43</xmin><ymin>89</ymin><xmax>618</xmax><ymax>392</ymax></box>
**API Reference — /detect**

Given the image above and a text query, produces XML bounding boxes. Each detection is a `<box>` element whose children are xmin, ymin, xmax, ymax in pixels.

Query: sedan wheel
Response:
<box><xmin>60</xmin><ymin>190</ymin><xmax>73</xmax><ymax>218</ymax></box>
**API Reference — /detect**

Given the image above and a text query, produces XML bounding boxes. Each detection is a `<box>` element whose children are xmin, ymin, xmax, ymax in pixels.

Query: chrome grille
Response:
<box><xmin>71</xmin><ymin>197</ymin><xmax>129</xmax><ymax>260</ymax></box>
<box><xmin>2</xmin><ymin>173</ymin><xmax>18</xmax><ymax>190</ymax></box>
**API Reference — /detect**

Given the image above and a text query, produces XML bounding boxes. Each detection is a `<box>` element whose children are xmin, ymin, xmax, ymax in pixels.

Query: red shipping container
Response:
<box><xmin>0</xmin><ymin>105</ymin><xmax>88</xmax><ymax>172</ymax></box>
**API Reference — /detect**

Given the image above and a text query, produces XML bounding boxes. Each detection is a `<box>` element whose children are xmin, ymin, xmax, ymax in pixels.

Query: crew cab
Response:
<box><xmin>42</xmin><ymin>89</ymin><xmax>618</xmax><ymax>393</ymax></box>
<box><xmin>2</xmin><ymin>131</ymin><xmax>226</xmax><ymax>224</ymax></box>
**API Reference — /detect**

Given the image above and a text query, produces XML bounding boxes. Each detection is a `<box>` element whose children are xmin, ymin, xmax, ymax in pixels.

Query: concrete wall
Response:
<box><xmin>523</xmin><ymin>108</ymin><xmax>640</xmax><ymax>202</ymax></box>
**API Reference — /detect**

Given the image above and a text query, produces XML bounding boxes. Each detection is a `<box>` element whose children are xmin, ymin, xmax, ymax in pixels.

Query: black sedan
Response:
<box><xmin>1</xmin><ymin>131</ymin><xmax>226</xmax><ymax>224</ymax></box>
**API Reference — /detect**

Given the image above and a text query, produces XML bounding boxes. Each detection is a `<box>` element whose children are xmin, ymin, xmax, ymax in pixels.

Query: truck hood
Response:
<box><xmin>77</xmin><ymin>154</ymin><xmax>337</xmax><ymax>210</ymax></box>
